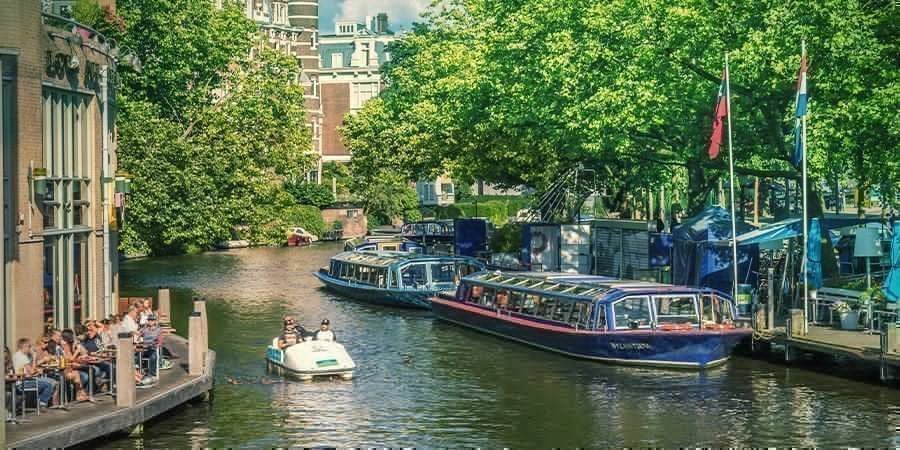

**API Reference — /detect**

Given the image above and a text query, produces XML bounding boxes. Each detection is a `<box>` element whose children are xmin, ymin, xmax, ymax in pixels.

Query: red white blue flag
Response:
<box><xmin>792</xmin><ymin>49</ymin><xmax>809</xmax><ymax>166</ymax></box>
<box><xmin>708</xmin><ymin>70</ymin><xmax>728</xmax><ymax>160</ymax></box>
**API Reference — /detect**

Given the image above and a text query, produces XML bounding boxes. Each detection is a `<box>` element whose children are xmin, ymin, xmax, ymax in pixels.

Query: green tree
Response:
<box><xmin>110</xmin><ymin>0</ymin><xmax>315</xmax><ymax>254</ymax></box>
<box><xmin>285</xmin><ymin>182</ymin><xmax>335</xmax><ymax>209</ymax></box>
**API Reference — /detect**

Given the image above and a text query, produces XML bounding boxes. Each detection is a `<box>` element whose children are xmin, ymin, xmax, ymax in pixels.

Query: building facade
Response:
<box><xmin>229</xmin><ymin>0</ymin><xmax>323</xmax><ymax>181</ymax></box>
<box><xmin>318</xmin><ymin>14</ymin><xmax>395</xmax><ymax>163</ymax></box>
<box><xmin>1</xmin><ymin>0</ymin><xmax>119</xmax><ymax>345</ymax></box>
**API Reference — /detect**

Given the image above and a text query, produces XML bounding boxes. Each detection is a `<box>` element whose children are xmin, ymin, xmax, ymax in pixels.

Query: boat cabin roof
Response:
<box><xmin>332</xmin><ymin>250</ymin><xmax>482</xmax><ymax>268</ymax></box>
<box><xmin>463</xmin><ymin>271</ymin><xmax>730</xmax><ymax>303</ymax></box>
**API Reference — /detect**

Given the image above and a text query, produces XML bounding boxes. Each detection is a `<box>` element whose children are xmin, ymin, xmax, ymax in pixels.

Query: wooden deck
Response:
<box><xmin>755</xmin><ymin>323</ymin><xmax>900</xmax><ymax>383</ymax></box>
<box><xmin>6</xmin><ymin>335</ymin><xmax>215</xmax><ymax>449</ymax></box>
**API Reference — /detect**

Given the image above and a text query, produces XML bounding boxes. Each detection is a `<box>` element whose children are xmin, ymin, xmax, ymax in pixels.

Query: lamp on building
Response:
<box><xmin>854</xmin><ymin>227</ymin><xmax>882</xmax><ymax>289</ymax></box>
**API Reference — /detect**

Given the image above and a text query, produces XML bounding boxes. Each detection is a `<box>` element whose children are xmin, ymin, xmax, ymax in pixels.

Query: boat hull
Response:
<box><xmin>431</xmin><ymin>298</ymin><xmax>750</xmax><ymax>369</ymax></box>
<box><xmin>266</xmin><ymin>340</ymin><xmax>355</xmax><ymax>380</ymax></box>
<box><xmin>315</xmin><ymin>271</ymin><xmax>435</xmax><ymax>309</ymax></box>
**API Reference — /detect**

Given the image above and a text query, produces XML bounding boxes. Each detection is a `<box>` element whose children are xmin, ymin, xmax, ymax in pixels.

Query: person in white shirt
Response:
<box><xmin>314</xmin><ymin>319</ymin><xmax>336</xmax><ymax>342</ymax></box>
<box><xmin>121</xmin><ymin>305</ymin><xmax>140</xmax><ymax>335</ymax></box>
<box><xmin>12</xmin><ymin>338</ymin><xmax>57</xmax><ymax>407</ymax></box>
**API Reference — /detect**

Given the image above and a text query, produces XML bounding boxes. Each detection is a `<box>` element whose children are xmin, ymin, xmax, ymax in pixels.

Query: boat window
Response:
<box><xmin>431</xmin><ymin>263</ymin><xmax>456</xmax><ymax>283</ymax></box>
<box><xmin>389</xmin><ymin>269</ymin><xmax>399</xmax><ymax>288</ymax></box>
<box><xmin>700</xmin><ymin>294</ymin><xmax>734</xmax><ymax>324</ymax></box>
<box><xmin>522</xmin><ymin>294</ymin><xmax>540</xmax><ymax>314</ymax></box>
<box><xmin>508</xmin><ymin>291</ymin><xmax>526</xmax><ymax>312</ymax></box>
<box><xmin>382</xmin><ymin>244</ymin><xmax>399</xmax><ymax>251</ymax></box>
<box><xmin>400</xmin><ymin>264</ymin><xmax>428</xmax><ymax>288</ymax></box>
<box><xmin>572</xmin><ymin>302</ymin><xmax>592</xmax><ymax>329</ymax></box>
<box><xmin>613</xmin><ymin>296</ymin><xmax>652</xmax><ymax>329</ymax></box>
<box><xmin>480</xmin><ymin>287</ymin><xmax>497</xmax><ymax>307</ymax></box>
<box><xmin>496</xmin><ymin>290</ymin><xmax>510</xmax><ymax>309</ymax></box>
<box><xmin>537</xmin><ymin>296</ymin><xmax>557</xmax><ymax>317</ymax></box>
<box><xmin>469</xmin><ymin>284</ymin><xmax>484</xmax><ymax>302</ymax></box>
<box><xmin>654</xmin><ymin>295</ymin><xmax>699</xmax><ymax>325</ymax></box>
<box><xmin>594</xmin><ymin>305</ymin><xmax>607</xmax><ymax>330</ymax></box>
<box><xmin>551</xmin><ymin>299</ymin><xmax>575</xmax><ymax>322</ymax></box>
<box><xmin>376</xmin><ymin>268</ymin><xmax>387</xmax><ymax>288</ymax></box>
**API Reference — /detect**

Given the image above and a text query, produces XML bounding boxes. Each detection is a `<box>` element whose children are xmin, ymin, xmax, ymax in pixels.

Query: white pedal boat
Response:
<box><xmin>266</xmin><ymin>338</ymin><xmax>356</xmax><ymax>381</ymax></box>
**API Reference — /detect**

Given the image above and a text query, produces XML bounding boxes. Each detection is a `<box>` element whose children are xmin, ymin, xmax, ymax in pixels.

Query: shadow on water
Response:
<box><xmin>86</xmin><ymin>244</ymin><xmax>900</xmax><ymax>448</ymax></box>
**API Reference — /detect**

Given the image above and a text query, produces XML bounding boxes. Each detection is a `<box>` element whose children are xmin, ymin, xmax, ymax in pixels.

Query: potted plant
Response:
<box><xmin>831</xmin><ymin>301</ymin><xmax>858</xmax><ymax>330</ymax></box>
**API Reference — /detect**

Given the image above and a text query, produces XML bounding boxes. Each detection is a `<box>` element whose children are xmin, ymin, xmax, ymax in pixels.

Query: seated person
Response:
<box><xmin>314</xmin><ymin>319</ymin><xmax>336</xmax><ymax>342</ymax></box>
<box><xmin>59</xmin><ymin>330</ymin><xmax>90</xmax><ymax>402</ymax></box>
<box><xmin>81</xmin><ymin>323</ymin><xmax>112</xmax><ymax>386</ymax></box>
<box><xmin>278</xmin><ymin>316</ymin><xmax>300</xmax><ymax>349</ymax></box>
<box><xmin>136</xmin><ymin>315</ymin><xmax>162</xmax><ymax>386</ymax></box>
<box><xmin>12</xmin><ymin>338</ymin><xmax>57</xmax><ymax>407</ymax></box>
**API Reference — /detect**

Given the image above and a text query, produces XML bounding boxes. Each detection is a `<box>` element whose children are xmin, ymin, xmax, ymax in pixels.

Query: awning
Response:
<box><xmin>735</xmin><ymin>215</ymin><xmax>882</xmax><ymax>247</ymax></box>
<box><xmin>885</xmin><ymin>222</ymin><xmax>900</xmax><ymax>303</ymax></box>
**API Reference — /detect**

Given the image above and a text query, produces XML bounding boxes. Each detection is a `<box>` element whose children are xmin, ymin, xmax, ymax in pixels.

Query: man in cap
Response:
<box><xmin>314</xmin><ymin>319</ymin><xmax>336</xmax><ymax>342</ymax></box>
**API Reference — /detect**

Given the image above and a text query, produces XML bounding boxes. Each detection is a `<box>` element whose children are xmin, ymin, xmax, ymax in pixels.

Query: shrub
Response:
<box><xmin>490</xmin><ymin>223</ymin><xmax>523</xmax><ymax>253</ymax></box>
<box><xmin>285</xmin><ymin>182</ymin><xmax>334</xmax><ymax>208</ymax></box>
<box><xmin>250</xmin><ymin>204</ymin><xmax>325</xmax><ymax>245</ymax></box>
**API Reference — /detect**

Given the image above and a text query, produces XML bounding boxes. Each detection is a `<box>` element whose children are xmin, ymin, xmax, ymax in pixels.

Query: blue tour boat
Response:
<box><xmin>316</xmin><ymin>251</ymin><xmax>485</xmax><ymax>309</ymax></box>
<box><xmin>431</xmin><ymin>271</ymin><xmax>751</xmax><ymax>368</ymax></box>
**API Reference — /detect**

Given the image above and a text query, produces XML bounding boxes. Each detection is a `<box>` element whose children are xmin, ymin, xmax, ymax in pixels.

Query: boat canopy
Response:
<box><xmin>465</xmin><ymin>271</ymin><xmax>724</xmax><ymax>304</ymax></box>
<box><xmin>331</xmin><ymin>250</ymin><xmax>480</xmax><ymax>268</ymax></box>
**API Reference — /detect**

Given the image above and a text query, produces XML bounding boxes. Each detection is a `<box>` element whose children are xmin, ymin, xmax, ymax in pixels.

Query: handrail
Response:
<box><xmin>41</xmin><ymin>12</ymin><xmax>117</xmax><ymax>49</ymax></box>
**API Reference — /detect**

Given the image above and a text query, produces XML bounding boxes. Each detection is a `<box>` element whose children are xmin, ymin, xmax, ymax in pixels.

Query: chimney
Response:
<box><xmin>376</xmin><ymin>13</ymin><xmax>389</xmax><ymax>34</ymax></box>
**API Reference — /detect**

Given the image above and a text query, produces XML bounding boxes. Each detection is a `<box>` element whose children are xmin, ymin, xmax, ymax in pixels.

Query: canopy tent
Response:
<box><xmin>736</xmin><ymin>216</ymin><xmax>879</xmax><ymax>247</ymax></box>
<box><xmin>672</xmin><ymin>206</ymin><xmax>758</xmax><ymax>294</ymax></box>
<box><xmin>885</xmin><ymin>222</ymin><xmax>900</xmax><ymax>303</ymax></box>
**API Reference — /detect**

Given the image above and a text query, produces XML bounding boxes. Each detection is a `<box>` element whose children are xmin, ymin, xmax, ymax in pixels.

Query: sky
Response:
<box><xmin>319</xmin><ymin>0</ymin><xmax>431</xmax><ymax>33</ymax></box>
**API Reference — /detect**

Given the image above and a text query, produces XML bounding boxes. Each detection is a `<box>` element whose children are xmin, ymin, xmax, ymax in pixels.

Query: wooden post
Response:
<box><xmin>767</xmin><ymin>268</ymin><xmax>775</xmax><ymax>330</ymax></box>
<box><xmin>193</xmin><ymin>297</ymin><xmax>208</xmax><ymax>358</ymax></box>
<box><xmin>116</xmin><ymin>332</ymin><xmax>135</xmax><ymax>408</ymax></box>
<box><xmin>790</xmin><ymin>308</ymin><xmax>806</xmax><ymax>337</ymax></box>
<box><xmin>188</xmin><ymin>312</ymin><xmax>203</xmax><ymax>376</ymax></box>
<box><xmin>157</xmin><ymin>288</ymin><xmax>171</xmax><ymax>325</ymax></box>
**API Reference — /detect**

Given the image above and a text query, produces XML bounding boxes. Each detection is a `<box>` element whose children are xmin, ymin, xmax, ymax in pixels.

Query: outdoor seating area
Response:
<box><xmin>3</xmin><ymin>289</ymin><xmax>214</xmax><ymax>448</ymax></box>
<box><xmin>5</xmin><ymin>299</ymin><xmax>170</xmax><ymax>421</ymax></box>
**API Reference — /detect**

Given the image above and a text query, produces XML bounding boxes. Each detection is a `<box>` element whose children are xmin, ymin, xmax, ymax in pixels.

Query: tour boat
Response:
<box><xmin>266</xmin><ymin>338</ymin><xmax>356</xmax><ymax>381</ymax></box>
<box><xmin>431</xmin><ymin>271</ymin><xmax>751</xmax><ymax>368</ymax></box>
<box><xmin>315</xmin><ymin>251</ymin><xmax>485</xmax><ymax>309</ymax></box>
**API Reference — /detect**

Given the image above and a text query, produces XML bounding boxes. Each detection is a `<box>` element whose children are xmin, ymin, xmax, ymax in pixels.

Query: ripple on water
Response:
<box><xmin>85</xmin><ymin>244</ymin><xmax>900</xmax><ymax>448</ymax></box>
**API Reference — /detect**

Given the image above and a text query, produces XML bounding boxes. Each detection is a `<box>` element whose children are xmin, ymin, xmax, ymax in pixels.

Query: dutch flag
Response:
<box><xmin>792</xmin><ymin>49</ymin><xmax>809</xmax><ymax>167</ymax></box>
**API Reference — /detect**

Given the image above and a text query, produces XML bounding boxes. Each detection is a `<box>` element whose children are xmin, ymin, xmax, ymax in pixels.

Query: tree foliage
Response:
<box><xmin>341</xmin><ymin>0</ymin><xmax>899</xmax><ymax>216</ymax></box>
<box><xmin>109</xmin><ymin>0</ymin><xmax>316</xmax><ymax>254</ymax></box>
<box><xmin>285</xmin><ymin>181</ymin><xmax>335</xmax><ymax>209</ymax></box>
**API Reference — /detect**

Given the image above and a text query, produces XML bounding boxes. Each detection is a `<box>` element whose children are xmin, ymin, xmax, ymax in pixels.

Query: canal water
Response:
<box><xmin>96</xmin><ymin>244</ymin><xmax>899</xmax><ymax>447</ymax></box>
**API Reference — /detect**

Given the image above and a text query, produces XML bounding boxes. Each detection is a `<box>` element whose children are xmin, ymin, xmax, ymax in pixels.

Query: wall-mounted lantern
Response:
<box><xmin>31</xmin><ymin>166</ymin><xmax>48</xmax><ymax>197</ymax></box>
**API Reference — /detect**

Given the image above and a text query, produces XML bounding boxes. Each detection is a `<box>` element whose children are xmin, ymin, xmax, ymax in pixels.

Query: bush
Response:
<box><xmin>285</xmin><ymin>182</ymin><xmax>334</xmax><ymax>208</ymax></box>
<box><xmin>490</xmin><ymin>223</ymin><xmax>523</xmax><ymax>253</ymax></box>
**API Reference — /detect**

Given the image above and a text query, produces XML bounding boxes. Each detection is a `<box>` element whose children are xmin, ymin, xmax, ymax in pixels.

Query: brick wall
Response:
<box><xmin>322</xmin><ymin>208</ymin><xmax>367</xmax><ymax>237</ymax></box>
<box><xmin>321</xmin><ymin>82</ymin><xmax>350</xmax><ymax>156</ymax></box>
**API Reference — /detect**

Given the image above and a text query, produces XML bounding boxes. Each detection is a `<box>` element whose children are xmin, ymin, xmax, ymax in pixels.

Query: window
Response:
<box><xmin>595</xmin><ymin>305</ymin><xmax>607</xmax><ymax>330</ymax></box>
<box><xmin>41</xmin><ymin>89</ymin><xmax>93</xmax><ymax>328</ymax></box>
<box><xmin>441</xmin><ymin>183</ymin><xmax>454</xmax><ymax>194</ymax></box>
<box><xmin>430</xmin><ymin>263</ymin><xmax>456</xmax><ymax>283</ymax></box>
<box><xmin>351</xmin><ymin>82</ymin><xmax>378</xmax><ymax>109</ymax></box>
<box><xmin>654</xmin><ymin>295</ymin><xmax>699</xmax><ymax>325</ymax></box>
<box><xmin>331</xmin><ymin>52</ymin><xmax>343</xmax><ymax>69</ymax></box>
<box><xmin>613</xmin><ymin>296</ymin><xmax>652</xmax><ymax>329</ymax></box>
<box><xmin>700</xmin><ymin>294</ymin><xmax>734</xmax><ymax>324</ymax></box>
<box><xmin>400</xmin><ymin>264</ymin><xmax>428</xmax><ymax>288</ymax></box>
<box><xmin>522</xmin><ymin>294</ymin><xmax>540</xmax><ymax>315</ymax></box>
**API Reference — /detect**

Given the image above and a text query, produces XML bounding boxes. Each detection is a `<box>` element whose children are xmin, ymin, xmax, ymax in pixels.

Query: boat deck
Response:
<box><xmin>6</xmin><ymin>335</ymin><xmax>215</xmax><ymax>448</ymax></box>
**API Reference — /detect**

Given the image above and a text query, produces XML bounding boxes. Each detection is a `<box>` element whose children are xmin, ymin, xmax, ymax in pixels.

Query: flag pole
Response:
<box><xmin>801</xmin><ymin>39</ymin><xmax>809</xmax><ymax>334</ymax></box>
<box><xmin>724</xmin><ymin>53</ymin><xmax>740</xmax><ymax>302</ymax></box>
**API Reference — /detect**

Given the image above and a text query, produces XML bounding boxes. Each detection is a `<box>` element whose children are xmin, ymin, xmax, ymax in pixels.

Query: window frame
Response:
<box><xmin>612</xmin><ymin>295</ymin><xmax>654</xmax><ymax>330</ymax></box>
<box><xmin>652</xmin><ymin>294</ymin><xmax>700</xmax><ymax>326</ymax></box>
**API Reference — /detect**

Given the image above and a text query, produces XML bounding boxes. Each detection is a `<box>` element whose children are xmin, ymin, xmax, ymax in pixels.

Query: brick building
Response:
<box><xmin>318</xmin><ymin>14</ymin><xmax>395</xmax><ymax>164</ymax></box>
<box><xmin>1</xmin><ymin>0</ymin><xmax>120</xmax><ymax>345</ymax></box>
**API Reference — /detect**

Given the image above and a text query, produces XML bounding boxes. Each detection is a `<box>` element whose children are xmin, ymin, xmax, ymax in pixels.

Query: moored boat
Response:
<box><xmin>431</xmin><ymin>271</ymin><xmax>751</xmax><ymax>368</ymax></box>
<box><xmin>315</xmin><ymin>251</ymin><xmax>485</xmax><ymax>309</ymax></box>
